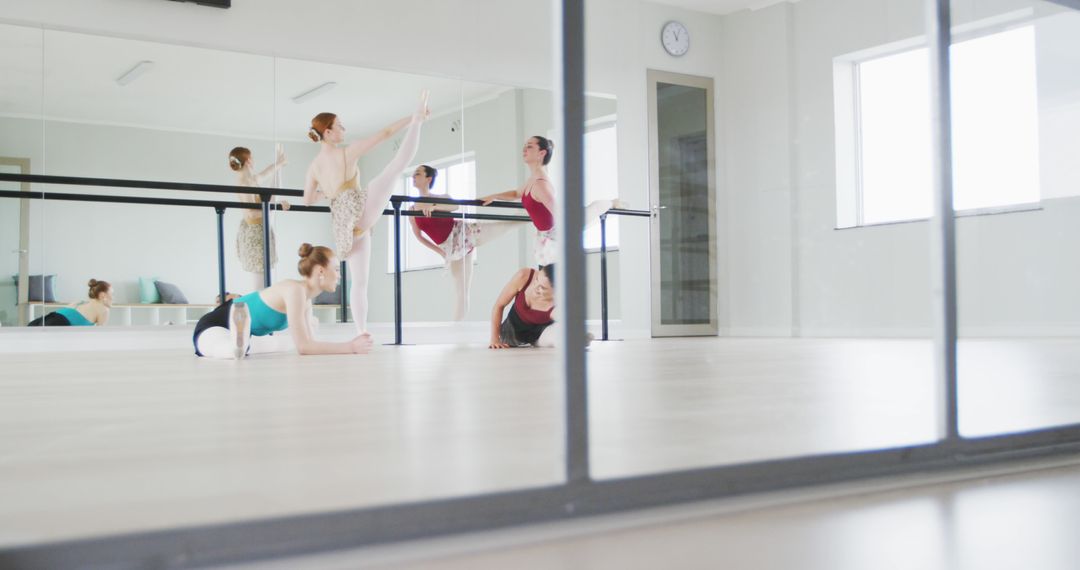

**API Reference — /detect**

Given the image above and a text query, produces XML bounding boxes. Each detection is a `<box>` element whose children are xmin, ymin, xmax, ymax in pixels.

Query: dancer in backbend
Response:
<box><xmin>28</xmin><ymin>279</ymin><xmax>112</xmax><ymax>327</ymax></box>
<box><xmin>479</xmin><ymin>136</ymin><xmax>621</xmax><ymax>266</ymax></box>
<box><xmin>408</xmin><ymin>165</ymin><xmax>523</xmax><ymax>320</ymax></box>
<box><xmin>303</xmin><ymin>90</ymin><xmax>430</xmax><ymax>333</ymax></box>
<box><xmin>229</xmin><ymin>145</ymin><xmax>290</xmax><ymax>292</ymax></box>
<box><xmin>192</xmin><ymin>243</ymin><xmax>372</xmax><ymax>359</ymax></box>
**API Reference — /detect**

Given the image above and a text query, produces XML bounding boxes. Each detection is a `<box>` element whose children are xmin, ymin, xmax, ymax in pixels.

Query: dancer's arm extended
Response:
<box><xmin>480</xmin><ymin>186</ymin><xmax>522</xmax><ymax>205</ymax></box>
<box><xmin>345</xmin><ymin>115</ymin><xmax>410</xmax><ymax>164</ymax></box>
<box><xmin>255</xmin><ymin>146</ymin><xmax>287</xmax><ymax>184</ymax></box>
<box><xmin>284</xmin><ymin>285</ymin><xmax>371</xmax><ymax>355</ymax></box>
<box><xmin>489</xmin><ymin>268</ymin><xmax>531</xmax><ymax>349</ymax></box>
<box><xmin>410</xmin><ymin>218</ymin><xmax>447</xmax><ymax>259</ymax></box>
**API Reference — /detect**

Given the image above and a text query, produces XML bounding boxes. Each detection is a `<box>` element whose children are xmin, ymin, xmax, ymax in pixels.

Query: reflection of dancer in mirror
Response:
<box><xmin>28</xmin><ymin>279</ymin><xmax>112</xmax><ymax>327</ymax></box>
<box><xmin>229</xmin><ymin>145</ymin><xmax>290</xmax><ymax>292</ymax></box>
<box><xmin>409</xmin><ymin>165</ymin><xmax>522</xmax><ymax>320</ymax></box>
<box><xmin>193</xmin><ymin>244</ymin><xmax>372</xmax><ymax>359</ymax></box>
<box><xmin>488</xmin><ymin>264</ymin><xmax>592</xmax><ymax>349</ymax></box>
<box><xmin>303</xmin><ymin>90</ymin><xmax>430</xmax><ymax>334</ymax></box>
<box><xmin>480</xmin><ymin>136</ymin><xmax>621</xmax><ymax>266</ymax></box>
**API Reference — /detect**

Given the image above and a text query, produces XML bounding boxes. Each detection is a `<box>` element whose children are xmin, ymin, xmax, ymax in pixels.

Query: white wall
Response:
<box><xmin>722</xmin><ymin>0</ymin><xmax>1080</xmax><ymax>337</ymax></box>
<box><xmin>585</xmin><ymin>0</ymin><xmax>727</xmax><ymax>337</ymax></box>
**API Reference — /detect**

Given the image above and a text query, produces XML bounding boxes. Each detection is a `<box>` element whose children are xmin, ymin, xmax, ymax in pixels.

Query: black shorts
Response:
<box><xmin>192</xmin><ymin>300</ymin><xmax>233</xmax><ymax>356</ymax></box>
<box><xmin>499</xmin><ymin>308</ymin><xmax>552</xmax><ymax>347</ymax></box>
<box><xmin>27</xmin><ymin>312</ymin><xmax>72</xmax><ymax>327</ymax></box>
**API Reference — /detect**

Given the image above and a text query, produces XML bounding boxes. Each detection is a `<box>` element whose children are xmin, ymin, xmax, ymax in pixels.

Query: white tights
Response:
<box><xmin>195</xmin><ymin>303</ymin><xmax>294</xmax><ymax>359</ymax></box>
<box><xmin>445</xmin><ymin>221</ymin><xmax>520</xmax><ymax>321</ymax></box>
<box><xmin>249</xmin><ymin>271</ymin><xmax>265</xmax><ymax>292</ymax></box>
<box><xmin>345</xmin><ymin>115</ymin><xmax>425</xmax><ymax>332</ymax></box>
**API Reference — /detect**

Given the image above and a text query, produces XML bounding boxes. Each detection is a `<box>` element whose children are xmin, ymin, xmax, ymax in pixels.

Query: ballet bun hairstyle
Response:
<box><xmin>228</xmin><ymin>147</ymin><xmax>250</xmax><ymax>171</ymax></box>
<box><xmin>420</xmin><ymin>165</ymin><xmax>437</xmax><ymax>189</ymax></box>
<box><xmin>532</xmin><ymin>135</ymin><xmax>555</xmax><ymax>166</ymax></box>
<box><xmin>297</xmin><ymin>243</ymin><xmax>335</xmax><ymax>277</ymax></box>
<box><xmin>540</xmin><ymin>264</ymin><xmax>555</xmax><ymax>288</ymax></box>
<box><xmin>87</xmin><ymin>279</ymin><xmax>111</xmax><ymax>300</ymax></box>
<box><xmin>309</xmin><ymin>113</ymin><xmax>337</xmax><ymax>142</ymax></box>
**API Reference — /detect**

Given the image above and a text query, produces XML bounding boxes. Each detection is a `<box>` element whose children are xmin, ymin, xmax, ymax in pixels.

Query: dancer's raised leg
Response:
<box><xmin>357</xmin><ymin>92</ymin><xmax>429</xmax><ymax>232</ymax></box>
<box><xmin>472</xmin><ymin>221</ymin><xmax>520</xmax><ymax>247</ymax></box>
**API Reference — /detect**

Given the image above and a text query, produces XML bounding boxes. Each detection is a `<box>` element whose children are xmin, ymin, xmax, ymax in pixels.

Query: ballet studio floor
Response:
<box><xmin>2</xmin><ymin>323</ymin><xmax>1080</xmax><ymax>550</ymax></box>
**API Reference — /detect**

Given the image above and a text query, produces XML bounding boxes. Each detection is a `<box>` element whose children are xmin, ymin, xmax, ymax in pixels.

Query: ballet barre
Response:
<box><xmin>0</xmin><ymin>173</ymin><xmax>649</xmax><ymax>341</ymax></box>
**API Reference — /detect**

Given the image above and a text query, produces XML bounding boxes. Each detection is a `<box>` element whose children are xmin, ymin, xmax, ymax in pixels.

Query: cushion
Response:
<box><xmin>313</xmin><ymin>284</ymin><xmax>343</xmax><ymax>305</ymax></box>
<box><xmin>12</xmin><ymin>274</ymin><xmax>57</xmax><ymax>303</ymax></box>
<box><xmin>139</xmin><ymin>276</ymin><xmax>161</xmax><ymax>304</ymax></box>
<box><xmin>154</xmin><ymin>280</ymin><xmax>189</xmax><ymax>304</ymax></box>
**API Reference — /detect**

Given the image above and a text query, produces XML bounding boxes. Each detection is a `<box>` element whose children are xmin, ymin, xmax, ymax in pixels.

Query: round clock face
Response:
<box><xmin>661</xmin><ymin>21</ymin><xmax>689</xmax><ymax>56</ymax></box>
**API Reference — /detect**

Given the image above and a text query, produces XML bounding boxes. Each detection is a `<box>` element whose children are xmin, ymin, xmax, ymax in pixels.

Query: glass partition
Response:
<box><xmin>0</xmin><ymin>23</ymin><xmax>44</xmax><ymax>329</ymax></box>
<box><xmin>586</xmin><ymin>0</ymin><xmax>942</xmax><ymax>479</ymax></box>
<box><xmin>955</xmin><ymin>0</ymin><xmax>1080</xmax><ymax>436</ymax></box>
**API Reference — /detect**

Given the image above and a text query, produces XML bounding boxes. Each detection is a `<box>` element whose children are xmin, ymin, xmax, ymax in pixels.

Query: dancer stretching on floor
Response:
<box><xmin>488</xmin><ymin>264</ymin><xmax>593</xmax><ymax>349</ymax></box>
<box><xmin>192</xmin><ymin>244</ymin><xmax>372</xmax><ymax>358</ymax></box>
<box><xmin>303</xmin><ymin>90</ymin><xmax>430</xmax><ymax>334</ymax></box>
<box><xmin>28</xmin><ymin>279</ymin><xmax>112</xmax><ymax>327</ymax></box>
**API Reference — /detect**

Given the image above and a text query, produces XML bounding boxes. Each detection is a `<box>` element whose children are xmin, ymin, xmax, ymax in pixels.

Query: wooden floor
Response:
<box><xmin>212</xmin><ymin>455</ymin><xmax>1080</xmax><ymax>570</ymax></box>
<box><xmin>1</xmin><ymin>326</ymin><xmax>1079</xmax><ymax>549</ymax></box>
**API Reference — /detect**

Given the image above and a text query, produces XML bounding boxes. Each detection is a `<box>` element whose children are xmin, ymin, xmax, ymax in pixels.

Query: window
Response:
<box><xmin>386</xmin><ymin>155</ymin><xmax>476</xmax><ymax>272</ymax></box>
<box><xmin>548</xmin><ymin>121</ymin><xmax>622</xmax><ymax>250</ymax></box>
<box><xmin>836</xmin><ymin>24</ymin><xmax>1040</xmax><ymax>227</ymax></box>
<box><xmin>584</xmin><ymin>122</ymin><xmax>620</xmax><ymax>250</ymax></box>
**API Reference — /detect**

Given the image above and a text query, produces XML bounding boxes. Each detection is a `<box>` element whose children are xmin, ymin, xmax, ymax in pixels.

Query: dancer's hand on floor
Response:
<box><xmin>351</xmin><ymin>333</ymin><xmax>373</xmax><ymax>354</ymax></box>
<box><xmin>489</xmin><ymin>339</ymin><xmax>511</xmax><ymax>349</ymax></box>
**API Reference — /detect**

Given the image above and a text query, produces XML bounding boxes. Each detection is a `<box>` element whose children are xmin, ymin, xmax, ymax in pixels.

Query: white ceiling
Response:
<box><xmin>0</xmin><ymin>24</ymin><xmax>510</xmax><ymax>141</ymax></box>
<box><xmin>648</xmin><ymin>0</ymin><xmax>798</xmax><ymax>16</ymax></box>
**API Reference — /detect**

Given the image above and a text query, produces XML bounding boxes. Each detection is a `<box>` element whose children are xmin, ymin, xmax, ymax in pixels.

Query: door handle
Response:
<box><xmin>651</xmin><ymin>205</ymin><xmax>666</xmax><ymax>217</ymax></box>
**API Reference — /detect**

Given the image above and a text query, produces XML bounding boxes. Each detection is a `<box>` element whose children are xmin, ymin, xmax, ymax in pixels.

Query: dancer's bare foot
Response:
<box><xmin>415</xmin><ymin>89</ymin><xmax>430</xmax><ymax>122</ymax></box>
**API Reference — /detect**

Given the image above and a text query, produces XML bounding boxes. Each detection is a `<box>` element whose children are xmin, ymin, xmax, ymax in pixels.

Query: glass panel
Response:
<box><xmin>0</xmin><ymin>23</ymin><xmax>44</xmax><ymax>328</ymax></box>
<box><xmin>956</xmin><ymin>0</ymin><xmax>1080</xmax><ymax>436</ymax></box>
<box><xmin>588</xmin><ymin>0</ymin><xmax>940</xmax><ymax>479</ymax></box>
<box><xmin>656</xmin><ymin>81</ymin><xmax>713</xmax><ymax>327</ymax></box>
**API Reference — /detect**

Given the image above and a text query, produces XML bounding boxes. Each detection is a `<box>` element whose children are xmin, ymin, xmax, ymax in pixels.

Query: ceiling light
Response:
<box><xmin>115</xmin><ymin>60</ymin><xmax>155</xmax><ymax>86</ymax></box>
<box><xmin>292</xmin><ymin>82</ymin><xmax>337</xmax><ymax>104</ymax></box>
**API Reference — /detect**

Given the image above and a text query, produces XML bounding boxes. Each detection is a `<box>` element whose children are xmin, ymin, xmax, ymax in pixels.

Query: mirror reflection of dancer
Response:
<box><xmin>304</xmin><ymin>90</ymin><xmax>430</xmax><ymax>334</ymax></box>
<box><xmin>480</xmin><ymin>136</ymin><xmax>620</xmax><ymax>266</ymax></box>
<box><xmin>192</xmin><ymin>244</ymin><xmax>372</xmax><ymax>359</ymax></box>
<box><xmin>28</xmin><ymin>279</ymin><xmax>112</xmax><ymax>327</ymax></box>
<box><xmin>228</xmin><ymin>145</ymin><xmax>290</xmax><ymax>292</ymax></box>
<box><xmin>409</xmin><ymin>165</ymin><xmax>522</xmax><ymax>320</ymax></box>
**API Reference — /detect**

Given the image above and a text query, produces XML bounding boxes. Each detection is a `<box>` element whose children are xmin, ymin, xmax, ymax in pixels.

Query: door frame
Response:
<box><xmin>647</xmin><ymin>70</ymin><xmax>718</xmax><ymax>337</ymax></box>
<box><xmin>0</xmin><ymin>157</ymin><xmax>31</xmax><ymax>326</ymax></box>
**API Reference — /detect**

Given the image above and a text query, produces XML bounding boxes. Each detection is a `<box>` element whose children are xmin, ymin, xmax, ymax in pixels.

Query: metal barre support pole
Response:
<box><xmin>261</xmin><ymin>193</ymin><xmax>272</xmax><ymax>289</ymax></box>
<box><xmin>600</xmin><ymin>213</ymin><xmax>609</xmax><ymax>341</ymax></box>
<box><xmin>340</xmin><ymin>261</ymin><xmax>348</xmax><ymax>324</ymax></box>
<box><xmin>392</xmin><ymin>199</ymin><xmax>403</xmax><ymax>345</ymax></box>
<box><xmin>214</xmin><ymin>207</ymin><xmax>226</xmax><ymax>307</ymax></box>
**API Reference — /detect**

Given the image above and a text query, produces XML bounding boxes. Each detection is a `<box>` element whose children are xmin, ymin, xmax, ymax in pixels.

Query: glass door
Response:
<box><xmin>647</xmin><ymin>70</ymin><xmax>717</xmax><ymax>336</ymax></box>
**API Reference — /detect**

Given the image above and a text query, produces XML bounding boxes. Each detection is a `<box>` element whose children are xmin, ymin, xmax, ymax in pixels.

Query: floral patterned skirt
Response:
<box><xmin>534</xmin><ymin>228</ymin><xmax>557</xmax><ymax>267</ymax></box>
<box><xmin>330</xmin><ymin>186</ymin><xmax>369</xmax><ymax>258</ymax></box>
<box><xmin>438</xmin><ymin>220</ymin><xmax>482</xmax><ymax>263</ymax></box>
<box><xmin>237</xmin><ymin>219</ymin><xmax>277</xmax><ymax>273</ymax></box>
